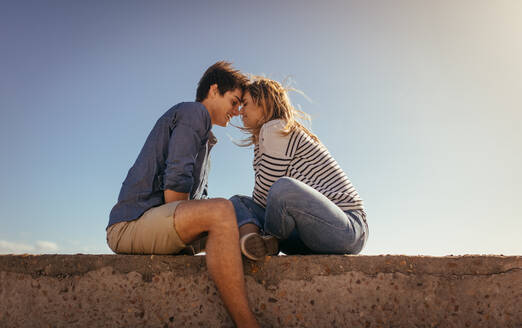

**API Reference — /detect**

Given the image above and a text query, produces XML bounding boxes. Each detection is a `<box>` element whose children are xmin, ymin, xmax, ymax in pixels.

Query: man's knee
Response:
<box><xmin>210</xmin><ymin>198</ymin><xmax>234</xmax><ymax>213</ymax></box>
<box><xmin>174</xmin><ymin>198</ymin><xmax>237</xmax><ymax>243</ymax></box>
<box><xmin>207</xmin><ymin>198</ymin><xmax>237</xmax><ymax>227</ymax></box>
<box><xmin>186</xmin><ymin>197</ymin><xmax>234</xmax><ymax>215</ymax></box>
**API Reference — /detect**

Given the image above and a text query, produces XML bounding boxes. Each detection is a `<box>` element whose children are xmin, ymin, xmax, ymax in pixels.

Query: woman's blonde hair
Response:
<box><xmin>240</xmin><ymin>76</ymin><xmax>319</xmax><ymax>146</ymax></box>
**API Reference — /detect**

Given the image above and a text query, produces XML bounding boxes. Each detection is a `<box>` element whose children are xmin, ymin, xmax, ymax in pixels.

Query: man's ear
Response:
<box><xmin>209</xmin><ymin>84</ymin><xmax>218</xmax><ymax>98</ymax></box>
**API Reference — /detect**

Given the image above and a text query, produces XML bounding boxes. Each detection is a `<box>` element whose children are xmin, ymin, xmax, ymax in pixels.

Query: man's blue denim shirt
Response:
<box><xmin>108</xmin><ymin>102</ymin><xmax>216</xmax><ymax>229</ymax></box>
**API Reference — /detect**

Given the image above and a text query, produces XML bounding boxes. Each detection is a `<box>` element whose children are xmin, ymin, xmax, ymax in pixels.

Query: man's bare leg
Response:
<box><xmin>173</xmin><ymin>198</ymin><xmax>259</xmax><ymax>328</ymax></box>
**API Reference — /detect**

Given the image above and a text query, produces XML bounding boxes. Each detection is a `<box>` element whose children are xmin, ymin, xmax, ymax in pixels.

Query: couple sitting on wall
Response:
<box><xmin>106</xmin><ymin>61</ymin><xmax>368</xmax><ymax>327</ymax></box>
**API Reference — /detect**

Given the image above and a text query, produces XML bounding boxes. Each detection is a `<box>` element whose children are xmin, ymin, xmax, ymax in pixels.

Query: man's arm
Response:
<box><xmin>164</xmin><ymin>189</ymin><xmax>189</xmax><ymax>203</ymax></box>
<box><xmin>163</xmin><ymin>104</ymin><xmax>210</xmax><ymax>200</ymax></box>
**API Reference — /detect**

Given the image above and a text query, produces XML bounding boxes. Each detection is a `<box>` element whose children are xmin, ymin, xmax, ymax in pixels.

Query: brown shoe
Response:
<box><xmin>240</xmin><ymin>233</ymin><xmax>279</xmax><ymax>261</ymax></box>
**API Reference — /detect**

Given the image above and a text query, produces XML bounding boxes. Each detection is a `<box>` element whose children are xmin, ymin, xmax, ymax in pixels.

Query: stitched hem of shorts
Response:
<box><xmin>171</xmin><ymin>202</ymin><xmax>187</xmax><ymax>251</ymax></box>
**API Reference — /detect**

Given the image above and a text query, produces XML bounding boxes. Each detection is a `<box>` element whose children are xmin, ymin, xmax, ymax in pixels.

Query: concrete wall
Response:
<box><xmin>0</xmin><ymin>254</ymin><xmax>520</xmax><ymax>327</ymax></box>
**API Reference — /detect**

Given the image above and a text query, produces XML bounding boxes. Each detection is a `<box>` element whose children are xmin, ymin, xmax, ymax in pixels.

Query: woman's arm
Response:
<box><xmin>252</xmin><ymin>120</ymin><xmax>294</xmax><ymax>207</ymax></box>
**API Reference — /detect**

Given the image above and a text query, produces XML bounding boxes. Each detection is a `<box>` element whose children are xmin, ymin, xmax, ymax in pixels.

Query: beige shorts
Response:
<box><xmin>106</xmin><ymin>201</ymin><xmax>186</xmax><ymax>255</ymax></box>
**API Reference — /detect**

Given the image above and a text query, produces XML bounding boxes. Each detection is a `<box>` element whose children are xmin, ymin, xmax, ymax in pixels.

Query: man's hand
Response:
<box><xmin>164</xmin><ymin>189</ymin><xmax>189</xmax><ymax>203</ymax></box>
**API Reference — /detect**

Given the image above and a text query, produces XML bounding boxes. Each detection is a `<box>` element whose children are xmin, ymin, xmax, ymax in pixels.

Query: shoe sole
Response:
<box><xmin>240</xmin><ymin>233</ymin><xmax>279</xmax><ymax>261</ymax></box>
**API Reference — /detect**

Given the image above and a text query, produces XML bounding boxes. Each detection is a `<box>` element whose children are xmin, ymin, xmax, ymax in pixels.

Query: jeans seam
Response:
<box><xmin>285</xmin><ymin>206</ymin><xmax>350</xmax><ymax>231</ymax></box>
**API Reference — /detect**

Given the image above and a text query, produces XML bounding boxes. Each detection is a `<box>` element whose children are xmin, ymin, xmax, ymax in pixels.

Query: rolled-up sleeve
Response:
<box><xmin>163</xmin><ymin>105</ymin><xmax>209</xmax><ymax>193</ymax></box>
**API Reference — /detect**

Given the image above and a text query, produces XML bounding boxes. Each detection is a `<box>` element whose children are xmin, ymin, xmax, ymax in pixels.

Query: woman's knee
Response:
<box><xmin>229</xmin><ymin>195</ymin><xmax>248</xmax><ymax>208</ymax></box>
<box><xmin>229</xmin><ymin>195</ymin><xmax>241</xmax><ymax>203</ymax></box>
<box><xmin>267</xmin><ymin>177</ymin><xmax>301</xmax><ymax>202</ymax></box>
<box><xmin>272</xmin><ymin>177</ymin><xmax>299</xmax><ymax>190</ymax></box>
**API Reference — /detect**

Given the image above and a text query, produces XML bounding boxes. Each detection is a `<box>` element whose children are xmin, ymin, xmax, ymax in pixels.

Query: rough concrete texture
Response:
<box><xmin>0</xmin><ymin>254</ymin><xmax>521</xmax><ymax>327</ymax></box>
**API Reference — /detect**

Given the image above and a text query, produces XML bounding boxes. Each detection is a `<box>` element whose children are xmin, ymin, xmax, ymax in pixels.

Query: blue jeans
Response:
<box><xmin>230</xmin><ymin>177</ymin><xmax>368</xmax><ymax>255</ymax></box>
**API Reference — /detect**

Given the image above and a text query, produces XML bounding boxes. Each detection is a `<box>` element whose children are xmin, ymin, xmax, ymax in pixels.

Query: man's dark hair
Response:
<box><xmin>196</xmin><ymin>61</ymin><xmax>248</xmax><ymax>102</ymax></box>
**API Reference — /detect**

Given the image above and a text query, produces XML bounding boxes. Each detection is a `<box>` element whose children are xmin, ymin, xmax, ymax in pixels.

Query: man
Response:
<box><xmin>106</xmin><ymin>61</ymin><xmax>259</xmax><ymax>328</ymax></box>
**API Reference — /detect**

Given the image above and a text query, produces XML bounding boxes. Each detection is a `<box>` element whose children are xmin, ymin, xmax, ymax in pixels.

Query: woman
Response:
<box><xmin>230</xmin><ymin>77</ymin><xmax>368</xmax><ymax>261</ymax></box>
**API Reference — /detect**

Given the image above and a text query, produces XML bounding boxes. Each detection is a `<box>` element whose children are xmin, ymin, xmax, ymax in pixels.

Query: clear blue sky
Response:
<box><xmin>1</xmin><ymin>1</ymin><xmax>521</xmax><ymax>255</ymax></box>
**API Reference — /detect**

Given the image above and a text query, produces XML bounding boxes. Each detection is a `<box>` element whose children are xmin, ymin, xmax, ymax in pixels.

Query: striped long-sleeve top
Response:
<box><xmin>252</xmin><ymin>119</ymin><xmax>364</xmax><ymax>212</ymax></box>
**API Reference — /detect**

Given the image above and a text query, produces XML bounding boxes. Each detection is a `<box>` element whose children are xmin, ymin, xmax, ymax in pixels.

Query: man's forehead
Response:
<box><xmin>230</xmin><ymin>88</ymin><xmax>243</xmax><ymax>102</ymax></box>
